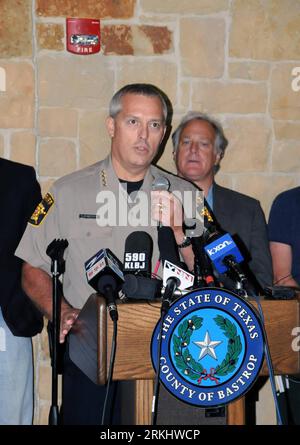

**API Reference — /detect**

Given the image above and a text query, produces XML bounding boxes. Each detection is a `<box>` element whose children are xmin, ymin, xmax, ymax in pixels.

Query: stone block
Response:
<box><xmin>230</xmin><ymin>0</ymin><xmax>300</xmax><ymax>60</ymax></box>
<box><xmin>221</xmin><ymin>118</ymin><xmax>271</xmax><ymax>173</ymax></box>
<box><xmin>140</xmin><ymin>0</ymin><xmax>229</xmax><ymax>14</ymax></box>
<box><xmin>79</xmin><ymin>110</ymin><xmax>110</xmax><ymax>168</ymax></box>
<box><xmin>180</xmin><ymin>18</ymin><xmax>225</xmax><ymax>78</ymax></box>
<box><xmin>270</xmin><ymin>64</ymin><xmax>300</xmax><ymax>120</ymax></box>
<box><xmin>117</xmin><ymin>59</ymin><xmax>177</xmax><ymax>107</ymax></box>
<box><xmin>215</xmin><ymin>173</ymin><xmax>233</xmax><ymax>190</ymax></box>
<box><xmin>39</xmin><ymin>108</ymin><xmax>78</xmax><ymax>137</ymax></box>
<box><xmin>37</xmin><ymin>23</ymin><xmax>64</xmax><ymax>51</ymax></box>
<box><xmin>102</xmin><ymin>25</ymin><xmax>133</xmax><ymax>55</ymax></box>
<box><xmin>272</xmin><ymin>141</ymin><xmax>300</xmax><ymax>172</ymax></box>
<box><xmin>235</xmin><ymin>174</ymin><xmax>298</xmax><ymax>217</ymax></box>
<box><xmin>39</xmin><ymin>139</ymin><xmax>77</xmax><ymax>177</ymax></box>
<box><xmin>0</xmin><ymin>0</ymin><xmax>32</xmax><ymax>57</ymax></box>
<box><xmin>0</xmin><ymin>62</ymin><xmax>34</xmax><ymax>128</ymax></box>
<box><xmin>157</xmin><ymin>140</ymin><xmax>177</xmax><ymax>176</ymax></box>
<box><xmin>229</xmin><ymin>62</ymin><xmax>270</xmax><ymax>81</ymax></box>
<box><xmin>137</xmin><ymin>25</ymin><xmax>172</xmax><ymax>55</ymax></box>
<box><xmin>192</xmin><ymin>81</ymin><xmax>267</xmax><ymax>114</ymax></box>
<box><xmin>102</xmin><ymin>25</ymin><xmax>172</xmax><ymax>56</ymax></box>
<box><xmin>155</xmin><ymin>115</ymin><xmax>181</xmax><ymax>174</ymax></box>
<box><xmin>36</xmin><ymin>0</ymin><xmax>135</xmax><ymax>18</ymax></box>
<box><xmin>38</xmin><ymin>56</ymin><xmax>114</xmax><ymax>109</ymax></box>
<box><xmin>274</xmin><ymin>121</ymin><xmax>300</xmax><ymax>140</ymax></box>
<box><xmin>179</xmin><ymin>81</ymin><xmax>191</xmax><ymax>109</ymax></box>
<box><xmin>10</xmin><ymin>131</ymin><xmax>36</xmax><ymax>166</ymax></box>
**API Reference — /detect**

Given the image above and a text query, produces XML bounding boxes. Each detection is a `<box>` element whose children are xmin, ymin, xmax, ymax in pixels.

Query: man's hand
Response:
<box><xmin>60</xmin><ymin>305</ymin><xmax>80</xmax><ymax>343</ymax></box>
<box><xmin>151</xmin><ymin>190</ymin><xmax>195</xmax><ymax>272</ymax></box>
<box><xmin>151</xmin><ymin>190</ymin><xmax>184</xmax><ymax>232</ymax></box>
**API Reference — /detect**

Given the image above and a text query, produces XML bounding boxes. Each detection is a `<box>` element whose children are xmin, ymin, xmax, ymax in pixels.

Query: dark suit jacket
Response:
<box><xmin>213</xmin><ymin>183</ymin><xmax>273</xmax><ymax>291</ymax></box>
<box><xmin>0</xmin><ymin>158</ymin><xmax>43</xmax><ymax>336</ymax></box>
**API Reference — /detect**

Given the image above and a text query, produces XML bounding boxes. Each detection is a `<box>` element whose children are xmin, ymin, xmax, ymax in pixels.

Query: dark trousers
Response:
<box><xmin>61</xmin><ymin>346</ymin><xmax>120</xmax><ymax>425</ymax></box>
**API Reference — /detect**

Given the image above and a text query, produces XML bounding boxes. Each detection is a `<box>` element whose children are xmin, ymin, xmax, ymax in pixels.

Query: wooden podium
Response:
<box><xmin>69</xmin><ymin>294</ymin><xmax>300</xmax><ymax>425</ymax></box>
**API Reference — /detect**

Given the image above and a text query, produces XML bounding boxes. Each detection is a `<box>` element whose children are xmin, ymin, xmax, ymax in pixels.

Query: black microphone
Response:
<box><xmin>122</xmin><ymin>274</ymin><xmax>162</xmax><ymax>301</ymax></box>
<box><xmin>123</xmin><ymin>231</ymin><xmax>153</xmax><ymax>276</ymax></box>
<box><xmin>161</xmin><ymin>275</ymin><xmax>180</xmax><ymax>316</ymax></box>
<box><xmin>185</xmin><ymin>218</ymin><xmax>216</xmax><ymax>288</ymax></box>
<box><xmin>152</xmin><ymin>176</ymin><xmax>170</xmax><ymax>229</ymax></box>
<box><xmin>85</xmin><ymin>248</ymin><xmax>124</xmax><ymax>321</ymax></box>
<box><xmin>97</xmin><ymin>275</ymin><xmax>118</xmax><ymax>321</ymax></box>
<box><xmin>157</xmin><ymin>226</ymin><xmax>186</xmax><ymax>314</ymax></box>
<box><xmin>122</xmin><ymin>231</ymin><xmax>162</xmax><ymax>300</ymax></box>
<box><xmin>222</xmin><ymin>255</ymin><xmax>248</xmax><ymax>288</ymax></box>
<box><xmin>157</xmin><ymin>225</ymin><xmax>181</xmax><ymax>267</ymax></box>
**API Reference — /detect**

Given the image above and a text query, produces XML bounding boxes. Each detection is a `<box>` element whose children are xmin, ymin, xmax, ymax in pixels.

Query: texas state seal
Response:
<box><xmin>151</xmin><ymin>288</ymin><xmax>265</xmax><ymax>407</ymax></box>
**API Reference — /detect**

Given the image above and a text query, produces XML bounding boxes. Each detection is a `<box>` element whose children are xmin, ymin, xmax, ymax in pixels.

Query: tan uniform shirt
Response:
<box><xmin>16</xmin><ymin>155</ymin><xmax>202</xmax><ymax>309</ymax></box>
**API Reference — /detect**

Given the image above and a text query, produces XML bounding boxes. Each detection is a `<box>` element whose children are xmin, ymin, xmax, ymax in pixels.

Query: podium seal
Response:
<box><xmin>151</xmin><ymin>288</ymin><xmax>264</xmax><ymax>407</ymax></box>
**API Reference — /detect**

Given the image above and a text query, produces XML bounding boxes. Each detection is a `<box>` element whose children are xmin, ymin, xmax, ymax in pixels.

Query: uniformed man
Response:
<box><xmin>15</xmin><ymin>83</ymin><xmax>201</xmax><ymax>424</ymax></box>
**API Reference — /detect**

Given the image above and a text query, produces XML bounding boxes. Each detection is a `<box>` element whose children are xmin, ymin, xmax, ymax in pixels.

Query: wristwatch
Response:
<box><xmin>177</xmin><ymin>235</ymin><xmax>192</xmax><ymax>249</ymax></box>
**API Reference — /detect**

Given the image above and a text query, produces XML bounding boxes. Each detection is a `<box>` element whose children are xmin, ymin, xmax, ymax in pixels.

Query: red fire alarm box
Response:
<box><xmin>66</xmin><ymin>18</ymin><xmax>101</xmax><ymax>55</ymax></box>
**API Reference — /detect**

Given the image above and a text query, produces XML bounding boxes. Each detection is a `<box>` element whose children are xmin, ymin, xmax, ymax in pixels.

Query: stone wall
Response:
<box><xmin>0</xmin><ymin>0</ymin><xmax>299</xmax><ymax>424</ymax></box>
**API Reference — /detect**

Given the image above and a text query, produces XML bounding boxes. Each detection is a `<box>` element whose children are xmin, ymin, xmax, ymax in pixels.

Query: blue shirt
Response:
<box><xmin>268</xmin><ymin>187</ymin><xmax>300</xmax><ymax>284</ymax></box>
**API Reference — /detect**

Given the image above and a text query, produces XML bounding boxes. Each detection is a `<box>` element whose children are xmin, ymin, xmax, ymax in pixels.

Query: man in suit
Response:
<box><xmin>0</xmin><ymin>158</ymin><xmax>43</xmax><ymax>424</ymax></box>
<box><xmin>154</xmin><ymin>112</ymin><xmax>274</xmax><ymax>426</ymax></box>
<box><xmin>159</xmin><ymin>111</ymin><xmax>273</xmax><ymax>425</ymax></box>
<box><xmin>172</xmin><ymin>111</ymin><xmax>273</xmax><ymax>292</ymax></box>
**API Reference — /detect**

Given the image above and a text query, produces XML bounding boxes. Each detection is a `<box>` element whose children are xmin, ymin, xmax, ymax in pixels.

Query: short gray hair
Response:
<box><xmin>172</xmin><ymin>111</ymin><xmax>228</xmax><ymax>159</ymax></box>
<box><xmin>109</xmin><ymin>83</ymin><xmax>169</xmax><ymax>123</ymax></box>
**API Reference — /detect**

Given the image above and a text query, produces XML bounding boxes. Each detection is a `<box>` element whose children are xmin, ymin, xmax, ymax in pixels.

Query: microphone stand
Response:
<box><xmin>152</xmin><ymin>279</ymin><xmax>178</xmax><ymax>425</ymax></box>
<box><xmin>97</xmin><ymin>277</ymin><xmax>119</xmax><ymax>425</ymax></box>
<box><xmin>223</xmin><ymin>255</ymin><xmax>254</xmax><ymax>298</ymax></box>
<box><xmin>191</xmin><ymin>235</ymin><xmax>211</xmax><ymax>288</ymax></box>
<box><xmin>46</xmin><ymin>239</ymin><xmax>69</xmax><ymax>426</ymax></box>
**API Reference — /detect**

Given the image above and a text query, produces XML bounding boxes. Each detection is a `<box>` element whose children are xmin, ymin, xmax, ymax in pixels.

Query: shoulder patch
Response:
<box><xmin>29</xmin><ymin>193</ymin><xmax>54</xmax><ymax>226</ymax></box>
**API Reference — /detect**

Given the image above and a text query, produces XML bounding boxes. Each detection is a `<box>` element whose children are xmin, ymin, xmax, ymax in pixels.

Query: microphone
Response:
<box><xmin>157</xmin><ymin>226</ymin><xmax>192</xmax><ymax>314</ymax></box>
<box><xmin>157</xmin><ymin>226</ymin><xmax>181</xmax><ymax>267</ymax></box>
<box><xmin>151</xmin><ymin>175</ymin><xmax>170</xmax><ymax>192</ymax></box>
<box><xmin>152</xmin><ymin>176</ymin><xmax>170</xmax><ymax>229</ymax></box>
<box><xmin>204</xmin><ymin>232</ymin><xmax>244</xmax><ymax>275</ymax></box>
<box><xmin>161</xmin><ymin>276</ymin><xmax>180</xmax><ymax>316</ymax></box>
<box><xmin>162</xmin><ymin>260</ymin><xmax>194</xmax><ymax>291</ymax></box>
<box><xmin>122</xmin><ymin>231</ymin><xmax>162</xmax><ymax>300</ymax></box>
<box><xmin>161</xmin><ymin>261</ymin><xmax>194</xmax><ymax>315</ymax></box>
<box><xmin>122</xmin><ymin>274</ymin><xmax>162</xmax><ymax>301</ymax></box>
<box><xmin>185</xmin><ymin>218</ymin><xmax>216</xmax><ymax>287</ymax></box>
<box><xmin>123</xmin><ymin>231</ymin><xmax>153</xmax><ymax>276</ymax></box>
<box><xmin>85</xmin><ymin>248</ymin><xmax>124</xmax><ymax>321</ymax></box>
<box><xmin>97</xmin><ymin>275</ymin><xmax>119</xmax><ymax>322</ymax></box>
<box><xmin>203</xmin><ymin>232</ymin><xmax>253</xmax><ymax>295</ymax></box>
